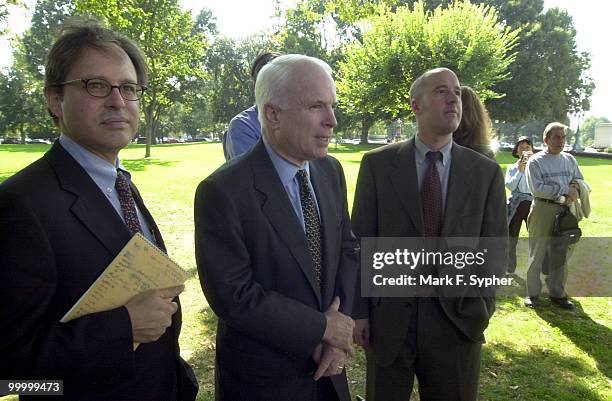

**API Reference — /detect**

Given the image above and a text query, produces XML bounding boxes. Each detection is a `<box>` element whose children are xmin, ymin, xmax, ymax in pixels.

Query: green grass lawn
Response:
<box><xmin>1</xmin><ymin>142</ymin><xmax>610</xmax><ymax>401</ymax></box>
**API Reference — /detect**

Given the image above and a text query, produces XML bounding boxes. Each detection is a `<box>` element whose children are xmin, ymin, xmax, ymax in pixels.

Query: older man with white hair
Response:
<box><xmin>195</xmin><ymin>54</ymin><xmax>359</xmax><ymax>401</ymax></box>
<box><xmin>524</xmin><ymin>122</ymin><xmax>584</xmax><ymax>309</ymax></box>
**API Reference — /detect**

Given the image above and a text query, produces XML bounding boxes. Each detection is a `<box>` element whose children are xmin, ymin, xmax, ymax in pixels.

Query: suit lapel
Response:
<box><xmin>441</xmin><ymin>144</ymin><xmax>474</xmax><ymax>236</ymax></box>
<box><xmin>390</xmin><ymin>139</ymin><xmax>423</xmax><ymax>236</ymax></box>
<box><xmin>251</xmin><ymin>142</ymin><xmax>323</xmax><ymax>307</ymax></box>
<box><xmin>309</xmin><ymin>160</ymin><xmax>337</xmax><ymax>306</ymax></box>
<box><xmin>131</xmin><ymin>183</ymin><xmax>166</xmax><ymax>252</ymax></box>
<box><xmin>46</xmin><ymin>141</ymin><xmax>132</xmax><ymax>258</ymax></box>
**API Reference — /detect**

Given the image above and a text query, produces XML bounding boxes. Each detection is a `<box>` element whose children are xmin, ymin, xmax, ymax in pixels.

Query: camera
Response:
<box><xmin>521</xmin><ymin>151</ymin><xmax>532</xmax><ymax>162</ymax></box>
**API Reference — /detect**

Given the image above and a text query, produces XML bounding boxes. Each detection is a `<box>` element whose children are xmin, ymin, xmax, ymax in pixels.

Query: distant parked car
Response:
<box><xmin>27</xmin><ymin>139</ymin><xmax>51</xmax><ymax>144</ymax></box>
<box><xmin>1</xmin><ymin>137</ymin><xmax>21</xmax><ymax>144</ymax></box>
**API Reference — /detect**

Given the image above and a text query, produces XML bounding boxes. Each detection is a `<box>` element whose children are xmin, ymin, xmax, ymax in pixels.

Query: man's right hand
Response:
<box><xmin>125</xmin><ymin>285</ymin><xmax>184</xmax><ymax>343</ymax></box>
<box><xmin>353</xmin><ymin>318</ymin><xmax>370</xmax><ymax>346</ymax></box>
<box><xmin>565</xmin><ymin>186</ymin><xmax>579</xmax><ymax>205</ymax></box>
<box><xmin>322</xmin><ymin>296</ymin><xmax>355</xmax><ymax>356</ymax></box>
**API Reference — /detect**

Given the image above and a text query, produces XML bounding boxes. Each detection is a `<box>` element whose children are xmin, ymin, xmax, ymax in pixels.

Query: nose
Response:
<box><xmin>325</xmin><ymin>106</ymin><xmax>337</xmax><ymax>129</ymax></box>
<box><xmin>105</xmin><ymin>86</ymin><xmax>127</xmax><ymax>108</ymax></box>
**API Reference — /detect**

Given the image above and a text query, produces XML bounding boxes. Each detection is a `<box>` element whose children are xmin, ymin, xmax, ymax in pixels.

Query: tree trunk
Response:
<box><xmin>360</xmin><ymin>117</ymin><xmax>372</xmax><ymax>144</ymax></box>
<box><xmin>144</xmin><ymin>95</ymin><xmax>156</xmax><ymax>158</ymax></box>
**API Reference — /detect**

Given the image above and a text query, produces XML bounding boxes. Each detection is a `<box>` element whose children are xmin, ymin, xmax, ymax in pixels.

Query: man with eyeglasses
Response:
<box><xmin>0</xmin><ymin>21</ymin><xmax>198</xmax><ymax>400</ymax></box>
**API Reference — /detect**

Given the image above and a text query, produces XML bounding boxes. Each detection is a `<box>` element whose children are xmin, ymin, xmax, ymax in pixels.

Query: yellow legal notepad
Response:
<box><xmin>60</xmin><ymin>232</ymin><xmax>188</xmax><ymax>323</ymax></box>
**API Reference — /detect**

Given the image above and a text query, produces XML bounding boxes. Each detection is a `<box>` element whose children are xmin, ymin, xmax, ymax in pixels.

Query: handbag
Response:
<box><xmin>552</xmin><ymin>206</ymin><xmax>581</xmax><ymax>245</ymax></box>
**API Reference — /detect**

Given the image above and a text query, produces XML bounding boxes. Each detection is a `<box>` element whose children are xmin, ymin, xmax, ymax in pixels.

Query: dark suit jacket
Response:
<box><xmin>194</xmin><ymin>140</ymin><xmax>359</xmax><ymax>401</ymax></box>
<box><xmin>351</xmin><ymin>139</ymin><xmax>507</xmax><ymax>367</ymax></box>
<box><xmin>0</xmin><ymin>141</ymin><xmax>197</xmax><ymax>400</ymax></box>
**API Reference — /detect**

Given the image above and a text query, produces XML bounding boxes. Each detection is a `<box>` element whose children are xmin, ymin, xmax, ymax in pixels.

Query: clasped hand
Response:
<box><xmin>312</xmin><ymin>296</ymin><xmax>355</xmax><ymax>380</ymax></box>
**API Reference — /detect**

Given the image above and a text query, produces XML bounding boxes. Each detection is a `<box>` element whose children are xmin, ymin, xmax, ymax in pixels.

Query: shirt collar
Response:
<box><xmin>262</xmin><ymin>136</ymin><xmax>310</xmax><ymax>186</ymax></box>
<box><xmin>59</xmin><ymin>134</ymin><xmax>128</xmax><ymax>188</ymax></box>
<box><xmin>414</xmin><ymin>134</ymin><xmax>452</xmax><ymax>166</ymax></box>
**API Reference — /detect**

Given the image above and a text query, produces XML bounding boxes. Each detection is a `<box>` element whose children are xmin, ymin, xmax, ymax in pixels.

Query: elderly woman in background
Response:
<box><xmin>453</xmin><ymin>85</ymin><xmax>495</xmax><ymax>159</ymax></box>
<box><xmin>505</xmin><ymin>136</ymin><xmax>534</xmax><ymax>273</ymax></box>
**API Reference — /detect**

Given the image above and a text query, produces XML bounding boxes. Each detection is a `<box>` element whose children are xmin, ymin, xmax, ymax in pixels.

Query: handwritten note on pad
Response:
<box><xmin>61</xmin><ymin>233</ymin><xmax>188</xmax><ymax>323</ymax></box>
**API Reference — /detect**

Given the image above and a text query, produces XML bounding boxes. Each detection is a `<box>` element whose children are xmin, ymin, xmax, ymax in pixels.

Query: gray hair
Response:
<box><xmin>543</xmin><ymin>122</ymin><xmax>567</xmax><ymax>140</ymax></box>
<box><xmin>255</xmin><ymin>54</ymin><xmax>333</xmax><ymax>130</ymax></box>
<box><xmin>410</xmin><ymin>67</ymin><xmax>456</xmax><ymax>101</ymax></box>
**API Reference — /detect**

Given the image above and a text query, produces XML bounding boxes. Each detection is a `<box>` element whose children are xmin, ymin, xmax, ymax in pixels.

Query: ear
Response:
<box><xmin>411</xmin><ymin>99</ymin><xmax>420</xmax><ymax>115</ymax></box>
<box><xmin>45</xmin><ymin>86</ymin><xmax>63</xmax><ymax>119</ymax></box>
<box><xmin>264</xmin><ymin>103</ymin><xmax>280</xmax><ymax>125</ymax></box>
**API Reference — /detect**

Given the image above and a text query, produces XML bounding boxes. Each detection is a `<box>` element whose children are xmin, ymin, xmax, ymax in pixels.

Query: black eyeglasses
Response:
<box><xmin>57</xmin><ymin>78</ymin><xmax>146</xmax><ymax>101</ymax></box>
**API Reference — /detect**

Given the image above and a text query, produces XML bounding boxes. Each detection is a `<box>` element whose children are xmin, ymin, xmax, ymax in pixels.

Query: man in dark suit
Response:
<box><xmin>195</xmin><ymin>54</ymin><xmax>359</xmax><ymax>401</ymax></box>
<box><xmin>351</xmin><ymin>68</ymin><xmax>507</xmax><ymax>401</ymax></box>
<box><xmin>0</xmin><ymin>21</ymin><xmax>197</xmax><ymax>400</ymax></box>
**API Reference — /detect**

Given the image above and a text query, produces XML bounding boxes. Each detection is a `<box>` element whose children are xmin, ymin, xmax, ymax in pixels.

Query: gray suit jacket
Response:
<box><xmin>351</xmin><ymin>138</ymin><xmax>508</xmax><ymax>366</ymax></box>
<box><xmin>194</xmin><ymin>140</ymin><xmax>359</xmax><ymax>400</ymax></box>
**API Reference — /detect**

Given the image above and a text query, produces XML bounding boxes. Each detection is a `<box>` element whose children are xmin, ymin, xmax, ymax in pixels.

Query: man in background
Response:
<box><xmin>524</xmin><ymin>122</ymin><xmax>583</xmax><ymax>309</ymax></box>
<box><xmin>223</xmin><ymin>51</ymin><xmax>280</xmax><ymax>160</ymax></box>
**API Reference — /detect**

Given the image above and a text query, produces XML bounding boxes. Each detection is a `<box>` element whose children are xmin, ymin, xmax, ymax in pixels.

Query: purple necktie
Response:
<box><xmin>115</xmin><ymin>170</ymin><xmax>142</xmax><ymax>236</ymax></box>
<box><xmin>422</xmin><ymin>151</ymin><xmax>442</xmax><ymax>237</ymax></box>
<box><xmin>296</xmin><ymin>169</ymin><xmax>322</xmax><ymax>284</ymax></box>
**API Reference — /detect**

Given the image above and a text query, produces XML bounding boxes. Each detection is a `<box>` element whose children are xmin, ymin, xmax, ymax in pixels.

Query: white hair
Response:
<box><xmin>255</xmin><ymin>54</ymin><xmax>333</xmax><ymax>130</ymax></box>
<box><xmin>543</xmin><ymin>122</ymin><xmax>567</xmax><ymax>140</ymax></box>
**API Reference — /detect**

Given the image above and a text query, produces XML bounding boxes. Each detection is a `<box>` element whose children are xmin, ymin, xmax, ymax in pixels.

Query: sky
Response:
<box><xmin>1</xmin><ymin>0</ymin><xmax>610</xmax><ymax>127</ymax></box>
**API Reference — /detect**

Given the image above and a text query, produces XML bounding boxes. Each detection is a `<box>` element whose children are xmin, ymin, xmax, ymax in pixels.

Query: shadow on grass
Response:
<box><xmin>121</xmin><ymin>158</ymin><xmax>177</xmax><ymax>172</ymax></box>
<box><xmin>481</xmin><ymin>341</ymin><xmax>605</xmax><ymax>401</ymax></box>
<box><xmin>185</xmin><ymin>265</ymin><xmax>199</xmax><ymax>280</ymax></box>
<box><xmin>329</xmin><ymin>143</ymin><xmax>382</xmax><ymax>154</ymax></box>
<box><xmin>534</xmin><ymin>299</ymin><xmax>612</xmax><ymax>380</ymax></box>
<box><xmin>0</xmin><ymin>172</ymin><xmax>17</xmax><ymax>183</ymax></box>
<box><xmin>186</xmin><ymin>305</ymin><xmax>218</xmax><ymax>401</ymax></box>
<box><xmin>0</xmin><ymin>144</ymin><xmax>52</xmax><ymax>153</ymax></box>
<box><xmin>498</xmin><ymin>274</ymin><xmax>611</xmax><ymax>380</ymax></box>
<box><xmin>575</xmin><ymin>156</ymin><xmax>612</xmax><ymax>166</ymax></box>
<box><xmin>127</xmin><ymin>142</ymin><xmax>220</xmax><ymax>150</ymax></box>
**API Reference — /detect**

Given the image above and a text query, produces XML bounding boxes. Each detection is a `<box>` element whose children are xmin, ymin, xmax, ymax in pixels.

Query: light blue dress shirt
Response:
<box><xmin>262</xmin><ymin>137</ymin><xmax>320</xmax><ymax>231</ymax></box>
<box><xmin>224</xmin><ymin>105</ymin><xmax>262</xmax><ymax>160</ymax></box>
<box><xmin>59</xmin><ymin>134</ymin><xmax>156</xmax><ymax>243</ymax></box>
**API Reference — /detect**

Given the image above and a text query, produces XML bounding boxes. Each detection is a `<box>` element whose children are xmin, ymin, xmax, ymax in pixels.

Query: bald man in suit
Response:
<box><xmin>352</xmin><ymin>68</ymin><xmax>507</xmax><ymax>401</ymax></box>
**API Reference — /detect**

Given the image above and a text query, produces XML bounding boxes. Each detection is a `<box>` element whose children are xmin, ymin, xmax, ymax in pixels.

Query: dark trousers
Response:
<box><xmin>508</xmin><ymin>200</ymin><xmax>532</xmax><ymax>273</ymax></box>
<box><xmin>366</xmin><ymin>299</ymin><xmax>482</xmax><ymax>401</ymax></box>
<box><xmin>215</xmin><ymin>360</ymin><xmax>339</xmax><ymax>401</ymax></box>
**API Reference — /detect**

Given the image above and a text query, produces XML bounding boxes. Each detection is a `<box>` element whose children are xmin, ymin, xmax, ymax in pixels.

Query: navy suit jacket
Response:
<box><xmin>195</xmin><ymin>140</ymin><xmax>359</xmax><ymax>401</ymax></box>
<box><xmin>0</xmin><ymin>141</ymin><xmax>197</xmax><ymax>400</ymax></box>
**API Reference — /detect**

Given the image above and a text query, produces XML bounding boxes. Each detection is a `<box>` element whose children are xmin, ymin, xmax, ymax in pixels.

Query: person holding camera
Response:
<box><xmin>505</xmin><ymin>136</ymin><xmax>534</xmax><ymax>273</ymax></box>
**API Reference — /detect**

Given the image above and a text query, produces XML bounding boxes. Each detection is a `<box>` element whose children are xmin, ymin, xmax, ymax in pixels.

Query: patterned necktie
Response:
<box><xmin>422</xmin><ymin>151</ymin><xmax>442</xmax><ymax>237</ymax></box>
<box><xmin>115</xmin><ymin>170</ymin><xmax>142</xmax><ymax>236</ymax></box>
<box><xmin>296</xmin><ymin>169</ymin><xmax>322</xmax><ymax>284</ymax></box>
